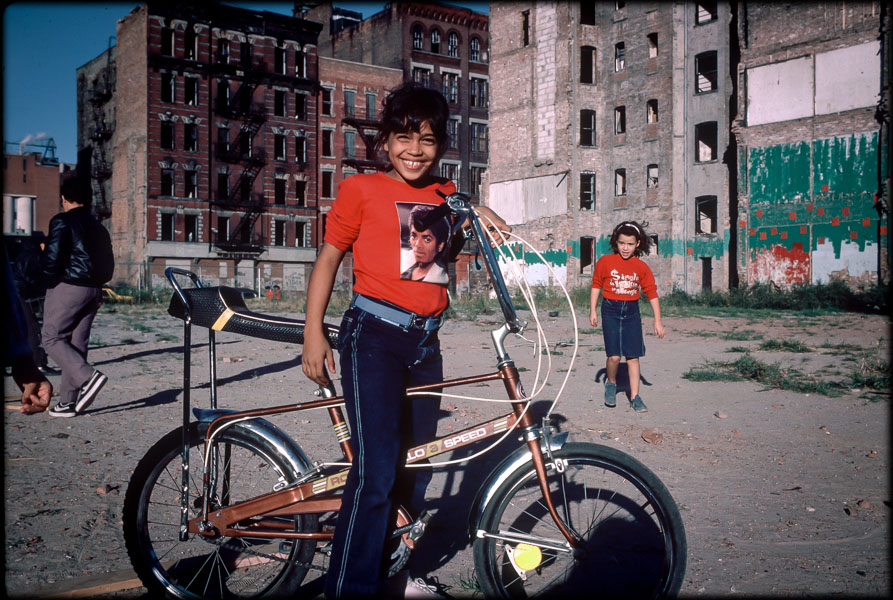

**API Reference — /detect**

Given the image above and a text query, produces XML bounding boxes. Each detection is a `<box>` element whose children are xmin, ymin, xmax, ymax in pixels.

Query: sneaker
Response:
<box><xmin>38</xmin><ymin>365</ymin><xmax>60</xmax><ymax>375</ymax></box>
<box><xmin>604</xmin><ymin>381</ymin><xmax>617</xmax><ymax>407</ymax></box>
<box><xmin>48</xmin><ymin>401</ymin><xmax>77</xmax><ymax>418</ymax></box>
<box><xmin>405</xmin><ymin>576</ymin><xmax>448</xmax><ymax>599</ymax></box>
<box><xmin>630</xmin><ymin>395</ymin><xmax>648</xmax><ymax>413</ymax></box>
<box><xmin>75</xmin><ymin>370</ymin><xmax>108</xmax><ymax>414</ymax></box>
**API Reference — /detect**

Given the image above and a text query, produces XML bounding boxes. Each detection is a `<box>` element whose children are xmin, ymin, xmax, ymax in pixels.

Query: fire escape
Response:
<box><xmin>212</xmin><ymin>79</ymin><xmax>266</xmax><ymax>256</ymax></box>
<box><xmin>341</xmin><ymin>117</ymin><xmax>385</xmax><ymax>172</ymax></box>
<box><xmin>88</xmin><ymin>42</ymin><xmax>115</xmax><ymax>220</ymax></box>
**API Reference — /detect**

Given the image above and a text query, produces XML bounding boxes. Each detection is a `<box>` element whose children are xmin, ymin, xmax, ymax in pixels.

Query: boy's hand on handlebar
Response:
<box><xmin>302</xmin><ymin>326</ymin><xmax>336</xmax><ymax>386</ymax></box>
<box><xmin>473</xmin><ymin>206</ymin><xmax>512</xmax><ymax>246</ymax></box>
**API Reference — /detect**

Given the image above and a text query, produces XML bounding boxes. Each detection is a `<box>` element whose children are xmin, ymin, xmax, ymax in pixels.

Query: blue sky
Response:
<box><xmin>2</xmin><ymin>2</ymin><xmax>486</xmax><ymax>165</ymax></box>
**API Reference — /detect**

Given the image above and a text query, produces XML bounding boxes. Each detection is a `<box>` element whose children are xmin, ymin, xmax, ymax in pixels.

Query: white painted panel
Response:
<box><xmin>811</xmin><ymin>239</ymin><xmax>876</xmax><ymax>283</ymax></box>
<box><xmin>815</xmin><ymin>41</ymin><xmax>880</xmax><ymax>115</ymax></box>
<box><xmin>488</xmin><ymin>174</ymin><xmax>567</xmax><ymax>226</ymax></box>
<box><xmin>747</xmin><ymin>56</ymin><xmax>813</xmax><ymax>126</ymax></box>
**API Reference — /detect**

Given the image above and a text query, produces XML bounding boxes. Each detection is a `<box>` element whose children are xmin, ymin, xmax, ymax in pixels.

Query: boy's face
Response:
<box><xmin>616</xmin><ymin>233</ymin><xmax>639</xmax><ymax>259</ymax></box>
<box><xmin>383</xmin><ymin>120</ymin><xmax>439</xmax><ymax>186</ymax></box>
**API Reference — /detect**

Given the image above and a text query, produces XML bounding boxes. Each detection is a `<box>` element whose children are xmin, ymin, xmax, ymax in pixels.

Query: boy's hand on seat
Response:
<box><xmin>302</xmin><ymin>326</ymin><xmax>335</xmax><ymax>386</ymax></box>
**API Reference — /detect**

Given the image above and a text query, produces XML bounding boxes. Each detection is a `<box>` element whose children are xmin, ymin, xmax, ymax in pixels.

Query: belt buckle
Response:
<box><xmin>411</xmin><ymin>315</ymin><xmax>425</xmax><ymax>329</ymax></box>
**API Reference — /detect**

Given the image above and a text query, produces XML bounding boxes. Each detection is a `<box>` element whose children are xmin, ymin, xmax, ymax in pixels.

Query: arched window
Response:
<box><xmin>431</xmin><ymin>29</ymin><xmax>441</xmax><ymax>53</ymax></box>
<box><xmin>412</xmin><ymin>24</ymin><xmax>424</xmax><ymax>50</ymax></box>
<box><xmin>448</xmin><ymin>32</ymin><xmax>459</xmax><ymax>57</ymax></box>
<box><xmin>470</xmin><ymin>38</ymin><xmax>481</xmax><ymax>61</ymax></box>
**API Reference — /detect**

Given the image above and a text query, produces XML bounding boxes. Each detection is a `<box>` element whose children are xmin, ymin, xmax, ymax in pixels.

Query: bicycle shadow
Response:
<box><xmin>92</xmin><ymin>340</ymin><xmax>238</xmax><ymax>367</ymax></box>
<box><xmin>409</xmin><ymin>401</ymin><xmax>566</xmax><ymax>583</ymax></box>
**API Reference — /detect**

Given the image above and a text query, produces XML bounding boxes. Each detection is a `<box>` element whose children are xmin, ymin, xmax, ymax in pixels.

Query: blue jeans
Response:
<box><xmin>325</xmin><ymin>305</ymin><xmax>442</xmax><ymax>598</ymax></box>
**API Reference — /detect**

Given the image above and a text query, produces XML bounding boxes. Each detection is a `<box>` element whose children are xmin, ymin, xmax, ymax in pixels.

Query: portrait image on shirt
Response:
<box><xmin>397</xmin><ymin>202</ymin><xmax>451</xmax><ymax>286</ymax></box>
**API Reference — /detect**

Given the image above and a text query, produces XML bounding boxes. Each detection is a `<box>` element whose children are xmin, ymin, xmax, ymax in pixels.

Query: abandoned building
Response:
<box><xmin>486</xmin><ymin>1</ymin><xmax>887</xmax><ymax>294</ymax></box>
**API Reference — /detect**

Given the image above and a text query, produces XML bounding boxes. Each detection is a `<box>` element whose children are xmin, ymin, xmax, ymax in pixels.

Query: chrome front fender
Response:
<box><xmin>467</xmin><ymin>431</ymin><xmax>569</xmax><ymax>541</ymax></box>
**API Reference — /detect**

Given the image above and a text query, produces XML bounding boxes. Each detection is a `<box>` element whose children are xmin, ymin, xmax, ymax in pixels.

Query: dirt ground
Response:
<box><xmin>4</xmin><ymin>299</ymin><xmax>889</xmax><ymax>598</ymax></box>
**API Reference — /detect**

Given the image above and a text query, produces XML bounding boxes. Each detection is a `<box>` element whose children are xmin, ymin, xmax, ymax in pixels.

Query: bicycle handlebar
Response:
<box><xmin>436</xmin><ymin>192</ymin><xmax>523</xmax><ymax>334</ymax></box>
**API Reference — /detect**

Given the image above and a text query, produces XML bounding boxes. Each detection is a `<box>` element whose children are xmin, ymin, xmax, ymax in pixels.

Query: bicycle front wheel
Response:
<box><xmin>473</xmin><ymin>442</ymin><xmax>686</xmax><ymax>598</ymax></box>
<box><xmin>123</xmin><ymin>422</ymin><xmax>318</xmax><ymax>599</ymax></box>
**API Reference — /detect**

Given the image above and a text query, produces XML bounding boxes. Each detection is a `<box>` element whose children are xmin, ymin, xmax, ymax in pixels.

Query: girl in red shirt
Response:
<box><xmin>302</xmin><ymin>83</ymin><xmax>508</xmax><ymax>598</ymax></box>
<box><xmin>590</xmin><ymin>221</ymin><xmax>666</xmax><ymax>412</ymax></box>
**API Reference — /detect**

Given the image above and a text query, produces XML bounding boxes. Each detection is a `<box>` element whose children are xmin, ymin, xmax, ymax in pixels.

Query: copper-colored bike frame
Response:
<box><xmin>191</xmin><ymin>362</ymin><xmax>582</xmax><ymax>548</ymax></box>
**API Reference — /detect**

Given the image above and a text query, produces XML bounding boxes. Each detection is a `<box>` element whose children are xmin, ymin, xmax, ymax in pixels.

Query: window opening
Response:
<box><xmin>580</xmin><ymin>172</ymin><xmax>596</xmax><ymax>210</ymax></box>
<box><xmin>696</xmin><ymin>195</ymin><xmax>717</xmax><ymax>233</ymax></box>
<box><xmin>614</xmin><ymin>42</ymin><xmax>625</xmax><ymax>72</ymax></box>
<box><xmin>295</xmin><ymin>94</ymin><xmax>306</xmax><ymax>120</ymax></box>
<box><xmin>696</xmin><ymin>1</ymin><xmax>718</xmax><ymax>24</ymax></box>
<box><xmin>161</xmin><ymin>73</ymin><xmax>175</xmax><ymax>103</ymax></box>
<box><xmin>185</xmin><ymin>170</ymin><xmax>197</xmax><ymax>198</ymax></box>
<box><xmin>647</xmin><ymin>164</ymin><xmax>659</xmax><ymax>189</ymax></box>
<box><xmin>322</xmin><ymin>130</ymin><xmax>333</xmax><ymax>157</ymax></box>
<box><xmin>695</xmin><ymin>51</ymin><xmax>717</xmax><ymax>93</ymax></box>
<box><xmin>274</xmin><ymin>220</ymin><xmax>286</xmax><ymax>246</ymax></box>
<box><xmin>161</xmin><ymin>213</ymin><xmax>175</xmax><ymax>240</ymax></box>
<box><xmin>161</xmin><ymin>169</ymin><xmax>174</xmax><ymax>196</ymax></box>
<box><xmin>274</xmin><ymin>179</ymin><xmax>286</xmax><ymax>206</ymax></box>
<box><xmin>321</xmin><ymin>171</ymin><xmax>334</xmax><ymax>197</ymax></box>
<box><xmin>442</xmin><ymin>73</ymin><xmax>458</xmax><ymax>103</ymax></box>
<box><xmin>700</xmin><ymin>257</ymin><xmax>712</xmax><ymax>290</ymax></box>
<box><xmin>274</xmin><ymin>134</ymin><xmax>286</xmax><ymax>161</ymax></box>
<box><xmin>580</xmin><ymin>109</ymin><xmax>596</xmax><ymax>146</ymax></box>
<box><xmin>344</xmin><ymin>89</ymin><xmax>355</xmax><ymax>117</ymax></box>
<box><xmin>217</xmin><ymin>173</ymin><xmax>229</xmax><ymax>201</ymax></box>
<box><xmin>274</xmin><ymin>90</ymin><xmax>286</xmax><ymax>117</ymax></box>
<box><xmin>161</xmin><ymin>122</ymin><xmax>175</xmax><ymax>149</ymax></box>
<box><xmin>614</xmin><ymin>106</ymin><xmax>626</xmax><ymax>134</ymax></box>
<box><xmin>431</xmin><ymin>29</ymin><xmax>440</xmax><ymax>53</ymax></box>
<box><xmin>615</xmin><ymin>168</ymin><xmax>627</xmax><ymax>196</ymax></box>
<box><xmin>646</xmin><ymin>99</ymin><xmax>658</xmax><ymax>123</ymax></box>
<box><xmin>412</xmin><ymin>25</ymin><xmax>424</xmax><ymax>50</ymax></box>
<box><xmin>185</xmin><ymin>214</ymin><xmax>198</xmax><ymax>242</ymax></box>
<box><xmin>448</xmin><ymin>32</ymin><xmax>459</xmax><ymax>57</ymax></box>
<box><xmin>521</xmin><ymin>10</ymin><xmax>530</xmax><ymax>47</ymax></box>
<box><xmin>185</xmin><ymin>29</ymin><xmax>197</xmax><ymax>60</ymax></box>
<box><xmin>581</xmin><ymin>3</ymin><xmax>596</xmax><ymax>25</ymax></box>
<box><xmin>581</xmin><ymin>46</ymin><xmax>596</xmax><ymax>84</ymax></box>
<box><xmin>184</xmin><ymin>123</ymin><xmax>198</xmax><ymax>152</ymax></box>
<box><xmin>695</xmin><ymin>122</ymin><xmax>717</xmax><ymax>162</ymax></box>
<box><xmin>322</xmin><ymin>88</ymin><xmax>333</xmax><ymax>115</ymax></box>
<box><xmin>580</xmin><ymin>236</ymin><xmax>595</xmax><ymax>272</ymax></box>
<box><xmin>648</xmin><ymin>33</ymin><xmax>658</xmax><ymax>58</ymax></box>
<box><xmin>161</xmin><ymin>28</ymin><xmax>174</xmax><ymax>56</ymax></box>
<box><xmin>344</xmin><ymin>130</ymin><xmax>355</xmax><ymax>159</ymax></box>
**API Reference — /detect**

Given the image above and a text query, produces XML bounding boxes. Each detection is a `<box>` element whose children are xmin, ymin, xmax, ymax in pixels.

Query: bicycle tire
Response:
<box><xmin>472</xmin><ymin>442</ymin><xmax>686</xmax><ymax>599</ymax></box>
<box><xmin>123</xmin><ymin>422</ymin><xmax>319</xmax><ymax>599</ymax></box>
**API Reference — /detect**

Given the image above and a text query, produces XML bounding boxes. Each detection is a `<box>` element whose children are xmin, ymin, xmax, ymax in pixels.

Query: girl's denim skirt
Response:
<box><xmin>600</xmin><ymin>297</ymin><xmax>645</xmax><ymax>358</ymax></box>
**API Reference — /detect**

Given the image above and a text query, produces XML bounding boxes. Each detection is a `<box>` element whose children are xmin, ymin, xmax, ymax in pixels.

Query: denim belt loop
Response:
<box><xmin>351</xmin><ymin>294</ymin><xmax>443</xmax><ymax>332</ymax></box>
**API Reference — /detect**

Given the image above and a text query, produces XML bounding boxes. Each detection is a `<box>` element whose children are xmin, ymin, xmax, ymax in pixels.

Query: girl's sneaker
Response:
<box><xmin>604</xmin><ymin>381</ymin><xmax>617</xmax><ymax>407</ymax></box>
<box><xmin>630</xmin><ymin>395</ymin><xmax>648</xmax><ymax>412</ymax></box>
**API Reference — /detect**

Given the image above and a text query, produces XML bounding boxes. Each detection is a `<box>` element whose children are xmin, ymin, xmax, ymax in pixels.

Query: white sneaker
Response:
<box><xmin>404</xmin><ymin>575</ymin><xmax>447</xmax><ymax>598</ymax></box>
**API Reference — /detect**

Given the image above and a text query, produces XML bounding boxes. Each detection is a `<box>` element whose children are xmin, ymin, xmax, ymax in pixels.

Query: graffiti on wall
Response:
<box><xmin>744</xmin><ymin>131</ymin><xmax>886</xmax><ymax>285</ymax></box>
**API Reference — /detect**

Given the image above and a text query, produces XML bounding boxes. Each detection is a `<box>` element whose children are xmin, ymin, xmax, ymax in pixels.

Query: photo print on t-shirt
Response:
<box><xmin>397</xmin><ymin>202</ymin><xmax>451</xmax><ymax>286</ymax></box>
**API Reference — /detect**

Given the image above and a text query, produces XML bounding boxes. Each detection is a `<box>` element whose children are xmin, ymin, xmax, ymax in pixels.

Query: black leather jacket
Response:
<box><xmin>40</xmin><ymin>206</ymin><xmax>114</xmax><ymax>288</ymax></box>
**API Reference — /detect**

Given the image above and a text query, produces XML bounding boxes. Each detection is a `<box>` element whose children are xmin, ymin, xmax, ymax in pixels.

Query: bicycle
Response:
<box><xmin>122</xmin><ymin>192</ymin><xmax>687</xmax><ymax>598</ymax></box>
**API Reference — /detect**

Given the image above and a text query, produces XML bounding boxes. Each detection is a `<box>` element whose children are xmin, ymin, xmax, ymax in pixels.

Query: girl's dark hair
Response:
<box><xmin>609</xmin><ymin>221</ymin><xmax>651</xmax><ymax>256</ymax></box>
<box><xmin>374</xmin><ymin>82</ymin><xmax>450</xmax><ymax>157</ymax></box>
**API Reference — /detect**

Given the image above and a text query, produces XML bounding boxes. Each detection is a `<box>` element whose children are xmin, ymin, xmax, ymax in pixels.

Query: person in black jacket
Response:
<box><xmin>41</xmin><ymin>175</ymin><xmax>114</xmax><ymax>418</ymax></box>
<box><xmin>11</xmin><ymin>232</ymin><xmax>51</xmax><ymax>371</ymax></box>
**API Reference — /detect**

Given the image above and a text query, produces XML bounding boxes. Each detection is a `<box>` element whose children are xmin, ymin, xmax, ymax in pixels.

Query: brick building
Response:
<box><xmin>306</xmin><ymin>1</ymin><xmax>490</xmax><ymax>201</ymax></box>
<box><xmin>77</xmin><ymin>2</ymin><xmax>323</xmax><ymax>291</ymax></box>
<box><xmin>733</xmin><ymin>1</ymin><xmax>887</xmax><ymax>286</ymax></box>
<box><xmin>2</xmin><ymin>145</ymin><xmax>73</xmax><ymax>237</ymax></box>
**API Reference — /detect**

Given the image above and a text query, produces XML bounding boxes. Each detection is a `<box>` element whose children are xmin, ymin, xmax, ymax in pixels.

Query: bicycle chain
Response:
<box><xmin>206</xmin><ymin>534</ymin><xmax>327</xmax><ymax>573</ymax></box>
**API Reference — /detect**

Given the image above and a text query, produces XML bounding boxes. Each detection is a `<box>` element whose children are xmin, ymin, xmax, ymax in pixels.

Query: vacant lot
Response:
<box><xmin>4</xmin><ymin>301</ymin><xmax>889</xmax><ymax>597</ymax></box>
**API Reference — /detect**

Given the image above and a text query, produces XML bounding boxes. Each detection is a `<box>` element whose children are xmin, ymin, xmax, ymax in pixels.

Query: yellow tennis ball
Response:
<box><xmin>513</xmin><ymin>543</ymin><xmax>542</xmax><ymax>571</ymax></box>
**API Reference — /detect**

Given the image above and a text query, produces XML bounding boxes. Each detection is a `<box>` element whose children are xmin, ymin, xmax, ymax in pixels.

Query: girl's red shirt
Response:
<box><xmin>591</xmin><ymin>253</ymin><xmax>658</xmax><ymax>301</ymax></box>
<box><xmin>324</xmin><ymin>172</ymin><xmax>456</xmax><ymax>316</ymax></box>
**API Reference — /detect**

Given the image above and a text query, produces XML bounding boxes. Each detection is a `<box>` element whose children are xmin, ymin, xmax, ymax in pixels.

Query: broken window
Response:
<box><xmin>442</xmin><ymin>73</ymin><xmax>458</xmax><ymax>104</ymax></box>
<box><xmin>581</xmin><ymin>3</ymin><xmax>596</xmax><ymax>25</ymax></box>
<box><xmin>185</xmin><ymin>28</ymin><xmax>197</xmax><ymax>60</ymax></box>
<box><xmin>296</xmin><ymin>137</ymin><xmax>307</xmax><ymax>163</ymax></box>
<box><xmin>412</xmin><ymin>67</ymin><xmax>431</xmax><ymax>87</ymax></box>
<box><xmin>447</xmin><ymin>119</ymin><xmax>459</xmax><ymax>150</ymax></box>
<box><xmin>322</xmin><ymin>88</ymin><xmax>333</xmax><ymax>115</ymax></box>
<box><xmin>700</xmin><ymin>257</ymin><xmax>712</xmax><ymax>290</ymax></box>
<box><xmin>217</xmin><ymin>216</ymin><xmax>229</xmax><ymax>241</ymax></box>
<box><xmin>295</xmin><ymin>49</ymin><xmax>306</xmax><ymax>77</ymax></box>
<box><xmin>648</xmin><ymin>33</ymin><xmax>658</xmax><ymax>58</ymax></box>
<box><xmin>274</xmin><ymin>134</ymin><xmax>286</xmax><ymax>161</ymax></box>
<box><xmin>161</xmin><ymin>122</ymin><xmax>175</xmax><ymax>149</ymax></box>
<box><xmin>274</xmin><ymin>178</ymin><xmax>286</xmax><ymax>205</ymax></box>
<box><xmin>521</xmin><ymin>10</ymin><xmax>530</xmax><ymax>47</ymax></box>
<box><xmin>413</xmin><ymin>25</ymin><xmax>424</xmax><ymax>50</ymax></box>
<box><xmin>431</xmin><ymin>29</ymin><xmax>441</xmax><ymax>53</ymax></box>
<box><xmin>646</xmin><ymin>99</ymin><xmax>658</xmax><ymax>123</ymax></box>
<box><xmin>217</xmin><ymin>172</ymin><xmax>229</xmax><ymax>201</ymax></box>
<box><xmin>471</xmin><ymin>123</ymin><xmax>489</xmax><ymax>153</ymax></box>
<box><xmin>217</xmin><ymin>39</ymin><xmax>229</xmax><ymax>63</ymax></box>
<box><xmin>448</xmin><ymin>32</ymin><xmax>459</xmax><ymax>57</ymax></box>
<box><xmin>581</xmin><ymin>46</ymin><xmax>597</xmax><ymax>84</ymax></box>
<box><xmin>161</xmin><ymin>72</ymin><xmax>175</xmax><ymax>103</ymax></box>
<box><xmin>185</xmin><ymin>169</ymin><xmax>197</xmax><ymax>198</ymax></box>
<box><xmin>295</xmin><ymin>94</ymin><xmax>306</xmax><ymax>120</ymax></box>
<box><xmin>322</xmin><ymin>130</ymin><xmax>333</xmax><ymax>157</ymax></box>
<box><xmin>295</xmin><ymin>180</ymin><xmax>306</xmax><ymax>206</ymax></box>
<box><xmin>695</xmin><ymin>122</ymin><xmax>717</xmax><ymax>162</ymax></box>
<box><xmin>161</xmin><ymin>169</ymin><xmax>174</xmax><ymax>196</ymax></box>
<box><xmin>185</xmin><ymin>77</ymin><xmax>199</xmax><ymax>106</ymax></box>
<box><xmin>696</xmin><ymin>195</ymin><xmax>717</xmax><ymax>233</ymax></box>
<box><xmin>580</xmin><ymin>109</ymin><xmax>596</xmax><ymax>146</ymax></box>
<box><xmin>470</xmin><ymin>78</ymin><xmax>489</xmax><ymax>108</ymax></box>
<box><xmin>296</xmin><ymin>222</ymin><xmax>306</xmax><ymax>246</ymax></box>
<box><xmin>161</xmin><ymin>213</ymin><xmax>175</xmax><ymax>240</ymax></box>
<box><xmin>615</xmin><ymin>168</ymin><xmax>627</xmax><ymax>196</ymax></box>
<box><xmin>614</xmin><ymin>42</ymin><xmax>625</xmax><ymax>72</ymax></box>
<box><xmin>274</xmin><ymin>47</ymin><xmax>287</xmax><ymax>75</ymax></box>
<box><xmin>185</xmin><ymin>214</ymin><xmax>198</xmax><ymax>242</ymax></box>
<box><xmin>321</xmin><ymin>170</ymin><xmax>334</xmax><ymax>198</ymax></box>
<box><xmin>580</xmin><ymin>236</ymin><xmax>595</xmax><ymax>273</ymax></box>
<box><xmin>695</xmin><ymin>51</ymin><xmax>718</xmax><ymax>93</ymax></box>
<box><xmin>161</xmin><ymin>28</ymin><xmax>174</xmax><ymax>56</ymax></box>
<box><xmin>580</xmin><ymin>172</ymin><xmax>596</xmax><ymax>210</ymax></box>
<box><xmin>274</xmin><ymin>90</ymin><xmax>286</xmax><ymax>117</ymax></box>
<box><xmin>696</xmin><ymin>1</ymin><xmax>718</xmax><ymax>25</ymax></box>
<box><xmin>274</xmin><ymin>220</ymin><xmax>286</xmax><ymax>246</ymax></box>
<box><xmin>649</xmin><ymin>234</ymin><xmax>659</xmax><ymax>255</ymax></box>
<box><xmin>240</xmin><ymin>40</ymin><xmax>252</xmax><ymax>67</ymax></box>
<box><xmin>614</xmin><ymin>106</ymin><xmax>626</xmax><ymax>134</ymax></box>
<box><xmin>184</xmin><ymin>123</ymin><xmax>197</xmax><ymax>152</ymax></box>
<box><xmin>647</xmin><ymin>164</ymin><xmax>659</xmax><ymax>188</ymax></box>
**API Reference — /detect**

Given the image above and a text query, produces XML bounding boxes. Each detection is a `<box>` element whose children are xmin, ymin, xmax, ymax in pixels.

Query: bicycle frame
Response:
<box><xmin>165</xmin><ymin>193</ymin><xmax>585</xmax><ymax>554</ymax></box>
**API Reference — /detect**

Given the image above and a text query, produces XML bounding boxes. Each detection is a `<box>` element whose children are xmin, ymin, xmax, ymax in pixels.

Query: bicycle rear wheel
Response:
<box><xmin>123</xmin><ymin>422</ymin><xmax>318</xmax><ymax>599</ymax></box>
<box><xmin>473</xmin><ymin>442</ymin><xmax>686</xmax><ymax>598</ymax></box>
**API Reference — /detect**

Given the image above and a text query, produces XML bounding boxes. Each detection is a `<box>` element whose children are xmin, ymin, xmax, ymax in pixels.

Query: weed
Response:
<box><xmin>455</xmin><ymin>569</ymin><xmax>481</xmax><ymax>595</ymax></box>
<box><xmin>758</xmin><ymin>339</ymin><xmax>812</xmax><ymax>353</ymax></box>
<box><xmin>688</xmin><ymin>331</ymin><xmax>718</xmax><ymax>338</ymax></box>
<box><xmin>850</xmin><ymin>353</ymin><xmax>890</xmax><ymax>391</ymax></box>
<box><xmin>722</xmin><ymin>329</ymin><xmax>763</xmax><ymax>341</ymax></box>
<box><xmin>725</xmin><ymin>346</ymin><xmax>750</xmax><ymax>353</ymax></box>
<box><xmin>684</xmin><ymin>353</ymin><xmax>846</xmax><ymax>396</ymax></box>
<box><xmin>131</xmin><ymin>323</ymin><xmax>154</xmax><ymax>333</ymax></box>
<box><xmin>682</xmin><ymin>365</ymin><xmax>743</xmax><ymax>382</ymax></box>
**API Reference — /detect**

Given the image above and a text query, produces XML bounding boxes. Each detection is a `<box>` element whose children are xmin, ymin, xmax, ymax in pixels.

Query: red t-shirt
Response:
<box><xmin>324</xmin><ymin>172</ymin><xmax>457</xmax><ymax>315</ymax></box>
<box><xmin>591</xmin><ymin>253</ymin><xmax>658</xmax><ymax>301</ymax></box>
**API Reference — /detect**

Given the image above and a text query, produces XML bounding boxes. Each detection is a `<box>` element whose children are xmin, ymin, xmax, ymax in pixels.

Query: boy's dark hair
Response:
<box><xmin>609</xmin><ymin>221</ymin><xmax>651</xmax><ymax>256</ymax></box>
<box><xmin>408</xmin><ymin>204</ymin><xmax>451</xmax><ymax>252</ymax></box>
<box><xmin>60</xmin><ymin>174</ymin><xmax>89</xmax><ymax>206</ymax></box>
<box><xmin>374</xmin><ymin>82</ymin><xmax>450</xmax><ymax>158</ymax></box>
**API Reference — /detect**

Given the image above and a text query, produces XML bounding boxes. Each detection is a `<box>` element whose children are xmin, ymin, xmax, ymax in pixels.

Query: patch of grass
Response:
<box><xmin>725</xmin><ymin>346</ymin><xmax>750</xmax><ymax>353</ymax></box>
<box><xmin>758</xmin><ymin>339</ymin><xmax>812</xmax><ymax>353</ymax></box>
<box><xmin>455</xmin><ymin>569</ymin><xmax>481</xmax><ymax>596</ymax></box>
<box><xmin>579</xmin><ymin>328</ymin><xmax>598</xmax><ymax>335</ymax></box>
<box><xmin>722</xmin><ymin>329</ymin><xmax>763</xmax><ymax>341</ymax></box>
<box><xmin>818</xmin><ymin>342</ymin><xmax>862</xmax><ymax>352</ymax></box>
<box><xmin>684</xmin><ymin>353</ymin><xmax>846</xmax><ymax>396</ymax></box>
<box><xmin>131</xmin><ymin>322</ymin><xmax>154</xmax><ymax>333</ymax></box>
<box><xmin>850</xmin><ymin>353</ymin><xmax>890</xmax><ymax>391</ymax></box>
<box><xmin>688</xmin><ymin>331</ymin><xmax>718</xmax><ymax>338</ymax></box>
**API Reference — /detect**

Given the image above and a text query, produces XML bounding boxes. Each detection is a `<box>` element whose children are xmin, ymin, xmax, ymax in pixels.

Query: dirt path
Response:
<box><xmin>4</xmin><ymin>302</ymin><xmax>889</xmax><ymax>597</ymax></box>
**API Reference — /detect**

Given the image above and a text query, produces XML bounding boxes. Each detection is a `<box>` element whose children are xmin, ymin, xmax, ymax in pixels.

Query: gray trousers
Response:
<box><xmin>41</xmin><ymin>283</ymin><xmax>102</xmax><ymax>406</ymax></box>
